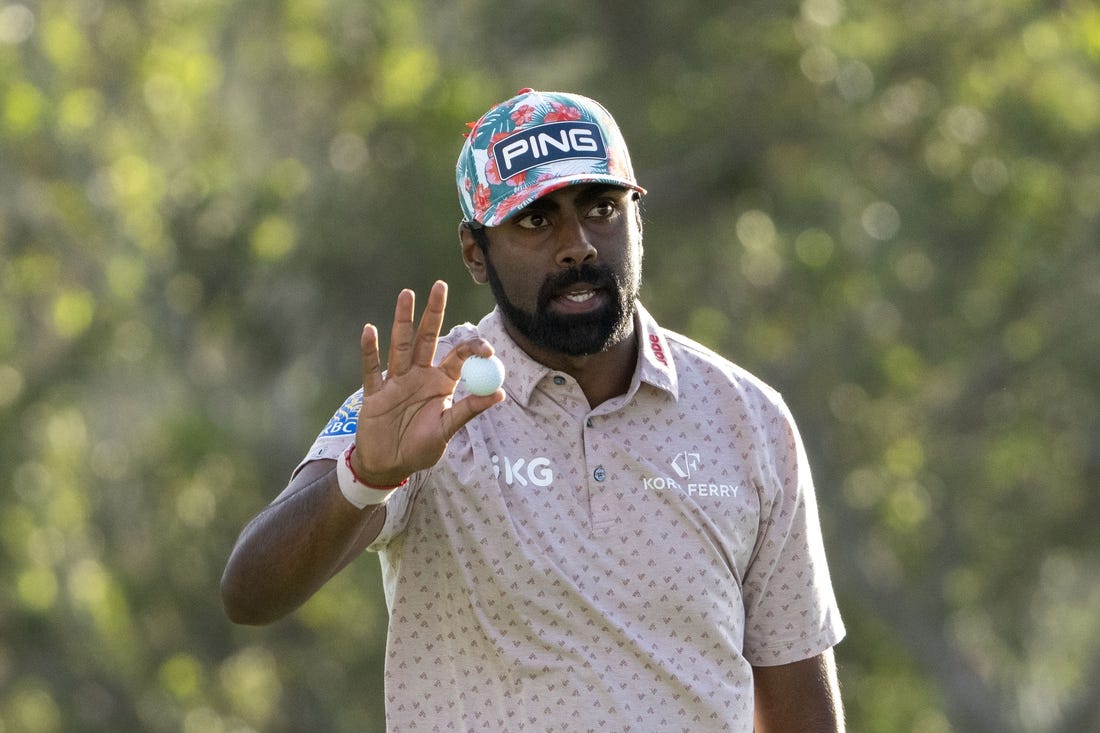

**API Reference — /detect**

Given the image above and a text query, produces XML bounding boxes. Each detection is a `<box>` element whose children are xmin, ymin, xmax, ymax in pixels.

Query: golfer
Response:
<box><xmin>223</xmin><ymin>88</ymin><xmax>846</xmax><ymax>732</ymax></box>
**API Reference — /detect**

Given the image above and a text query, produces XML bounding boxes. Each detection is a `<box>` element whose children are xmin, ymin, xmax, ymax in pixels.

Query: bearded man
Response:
<box><xmin>222</xmin><ymin>89</ymin><xmax>847</xmax><ymax>732</ymax></box>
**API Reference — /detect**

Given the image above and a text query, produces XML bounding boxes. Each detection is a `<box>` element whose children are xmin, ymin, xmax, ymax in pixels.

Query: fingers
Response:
<box><xmin>412</xmin><ymin>281</ymin><xmax>447</xmax><ymax>368</ymax></box>
<box><xmin>361</xmin><ymin>324</ymin><xmax>383</xmax><ymax>394</ymax></box>
<box><xmin>386</xmin><ymin>289</ymin><xmax>416</xmax><ymax>376</ymax></box>
<box><xmin>386</xmin><ymin>281</ymin><xmax>448</xmax><ymax>377</ymax></box>
<box><xmin>370</xmin><ymin>281</ymin><xmax>452</xmax><ymax>381</ymax></box>
<box><xmin>437</xmin><ymin>337</ymin><xmax>496</xmax><ymax>381</ymax></box>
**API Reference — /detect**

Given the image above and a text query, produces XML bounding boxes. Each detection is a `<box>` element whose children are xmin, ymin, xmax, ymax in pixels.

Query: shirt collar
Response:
<box><xmin>475</xmin><ymin>303</ymin><xmax>679</xmax><ymax>407</ymax></box>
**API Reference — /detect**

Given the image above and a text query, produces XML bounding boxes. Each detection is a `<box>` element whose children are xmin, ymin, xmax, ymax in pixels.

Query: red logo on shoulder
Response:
<box><xmin>649</xmin><ymin>333</ymin><xmax>668</xmax><ymax>365</ymax></box>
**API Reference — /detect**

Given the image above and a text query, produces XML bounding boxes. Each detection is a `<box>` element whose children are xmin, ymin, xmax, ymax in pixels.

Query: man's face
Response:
<box><xmin>476</xmin><ymin>184</ymin><xmax>643</xmax><ymax>357</ymax></box>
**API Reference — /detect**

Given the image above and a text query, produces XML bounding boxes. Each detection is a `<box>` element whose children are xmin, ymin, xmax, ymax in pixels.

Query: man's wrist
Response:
<box><xmin>336</xmin><ymin>443</ymin><xmax>407</xmax><ymax>508</ymax></box>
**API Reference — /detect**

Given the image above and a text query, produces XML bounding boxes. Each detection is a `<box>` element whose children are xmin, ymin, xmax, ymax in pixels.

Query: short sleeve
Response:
<box><xmin>294</xmin><ymin>389</ymin><xmax>364</xmax><ymax>468</ymax></box>
<box><xmin>741</xmin><ymin>396</ymin><xmax>845</xmax><ymax>666</ymax></box>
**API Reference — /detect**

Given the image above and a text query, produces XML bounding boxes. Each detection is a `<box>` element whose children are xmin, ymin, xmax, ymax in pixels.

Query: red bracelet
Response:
<box><xmin>343</xmin><ymin>443</ymin><xmax>408</xmax><ymax>490</ymax></box>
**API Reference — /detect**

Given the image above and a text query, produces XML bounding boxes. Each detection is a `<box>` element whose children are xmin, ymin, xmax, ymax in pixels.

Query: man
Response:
<box><xmin>222</xmin><ymin>89</ymin><xmax>846</xmax><ymax>731</ymax></box>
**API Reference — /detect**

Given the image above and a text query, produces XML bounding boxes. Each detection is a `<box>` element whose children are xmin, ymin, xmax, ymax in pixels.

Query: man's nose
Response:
<box><xmin>555</xmin><ymin>216</ymin><xmax>597</xmax><ymax>268</ymax></box>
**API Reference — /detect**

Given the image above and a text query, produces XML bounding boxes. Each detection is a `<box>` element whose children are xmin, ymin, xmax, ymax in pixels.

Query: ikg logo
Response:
<box><xmin>492</xmin><ymin>454</ymin><xmax>555</xmax><ymax>488</ymax></box>
<box><xmin>493</xmin><ymin>121</ymin><xmax>607</xmax><ymax>179</ymax></box>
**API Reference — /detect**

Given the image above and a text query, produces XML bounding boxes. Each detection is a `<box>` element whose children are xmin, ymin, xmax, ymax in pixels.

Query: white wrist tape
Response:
<box><xmin>336</xmin><ymin>443</ymin><xmax>405</xmax><ymax>508</ymax></box>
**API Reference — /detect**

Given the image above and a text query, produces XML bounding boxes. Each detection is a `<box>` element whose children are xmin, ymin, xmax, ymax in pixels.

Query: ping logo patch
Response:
<box><xmin>493</xmin><ymin>121</ymin><xmax>607</xmax><ymax>179</ymax></box>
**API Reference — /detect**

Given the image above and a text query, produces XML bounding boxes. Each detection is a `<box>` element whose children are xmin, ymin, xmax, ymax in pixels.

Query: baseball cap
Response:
<box><xmin>456</xmin><ymin>88</ymin><xmax>646</xmax><ymax>227</ymax></box>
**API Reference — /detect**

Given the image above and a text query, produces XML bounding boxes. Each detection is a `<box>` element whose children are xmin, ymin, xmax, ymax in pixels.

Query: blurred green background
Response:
<box><xmin>2</xmin><ymin>1</ymin><xmax>1098</xmax><ymax>731</ymax></box>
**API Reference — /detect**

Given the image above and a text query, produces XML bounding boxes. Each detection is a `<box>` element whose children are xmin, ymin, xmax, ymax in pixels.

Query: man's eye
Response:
<box><xmin>588</xmin><ymin>200</ymin><xmax>618</xmax><ymax>219</ymax></box>
<box><xmin>516</xmin><ymin>212</ymin><xmax>549</xmax><ymax>229</ymax></box>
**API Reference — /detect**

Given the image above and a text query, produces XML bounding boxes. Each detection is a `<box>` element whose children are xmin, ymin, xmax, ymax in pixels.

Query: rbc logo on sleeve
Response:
<box><xmin>319</xmin><ymin>391</ymin><xmax>362</xmax><ymax>438</ymax></box>
<box><xmin>493</xmin><ymin>121</ymin><xmax>607</xmax><ymax>179</ymax></box>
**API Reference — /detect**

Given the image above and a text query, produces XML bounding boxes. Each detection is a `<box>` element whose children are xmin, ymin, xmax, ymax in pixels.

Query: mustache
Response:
<box><xmin>536</xmin><ymin>264</ymin><xmax>618</xmax><ymax>309</ymax></box>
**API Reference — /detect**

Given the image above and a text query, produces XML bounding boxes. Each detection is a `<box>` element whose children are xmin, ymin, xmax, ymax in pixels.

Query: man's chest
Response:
<box><xmin>418</xmin><ymin>388</ymin><xmax>774</xmax><ymax>585</ymax></box>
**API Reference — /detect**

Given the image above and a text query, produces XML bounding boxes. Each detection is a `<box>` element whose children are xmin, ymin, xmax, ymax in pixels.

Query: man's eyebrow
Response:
<box><xmin>575</xmin><ymin>183</ymin><xmax>629</xmax><ymax>204</ymax></box>
<box><xmin>518</xmin><ymin>196</ymin><xmax>560</xmax><ymax>213</ymax></box>
<box><xmin>524</xmin><ymin>184</ymin><xmax>628</xmax><ymax>212</ymax></box>
<box><xmin>511</xmin><ymin>185</ymin><xmax>632</xmax><ymax>221</ymax></box>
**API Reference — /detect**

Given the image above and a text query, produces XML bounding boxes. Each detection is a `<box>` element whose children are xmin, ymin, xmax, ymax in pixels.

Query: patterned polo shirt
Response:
<box><xmin>300</xmin><ymin>304</ymin><xmax>845</xmax><ymax>732</ymax></box>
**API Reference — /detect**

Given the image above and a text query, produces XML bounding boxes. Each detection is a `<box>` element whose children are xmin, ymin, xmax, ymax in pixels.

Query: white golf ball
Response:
<box><xmin>460</xmin><ymin>355</ymin><xmax>505</xmax><ymax>396</ymax></box>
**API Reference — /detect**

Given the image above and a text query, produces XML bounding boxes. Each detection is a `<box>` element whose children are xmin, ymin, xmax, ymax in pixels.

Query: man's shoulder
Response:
<box><xmin>660</xmin><ymin>327</ymin><xmax>784</xmax><ymax>403</ymax></box>
<box><xmin>661</xmin><ymin>327</ymin><xmax>727</xmax><ymax>364</ymax></box>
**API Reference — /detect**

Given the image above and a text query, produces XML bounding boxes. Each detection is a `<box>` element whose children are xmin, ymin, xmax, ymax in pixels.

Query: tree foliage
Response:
<box><xmin>2</xmin><ymin>1</ymin><xmax>1098</xmax><ymax>731</ymax></box>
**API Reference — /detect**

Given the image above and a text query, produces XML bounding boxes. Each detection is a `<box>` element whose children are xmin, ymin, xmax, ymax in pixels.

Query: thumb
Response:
<box><xmin>442</xmin><ymin>391</ymin><xmax>506</xmax><ymax>440</ymax></box>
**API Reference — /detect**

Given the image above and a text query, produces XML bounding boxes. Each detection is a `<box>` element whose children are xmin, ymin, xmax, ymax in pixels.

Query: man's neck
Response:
<box><xmin>503</xmin><ymin>320</ymin><xmax>639</xmax><ymax>409</ymax></box>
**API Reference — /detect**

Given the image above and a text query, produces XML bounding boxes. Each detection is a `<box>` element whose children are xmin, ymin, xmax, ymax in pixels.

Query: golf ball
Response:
<box><xmin>460</xmin><ymin>355</ymin><xmax>505</xmax><ymax>396</ymax></box>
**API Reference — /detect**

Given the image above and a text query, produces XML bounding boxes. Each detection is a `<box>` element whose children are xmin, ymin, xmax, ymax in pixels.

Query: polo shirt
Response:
<box><xmin>300</xmin><ymin>304</ymin><xmax>845</xmax><ymax>732</ymax></box>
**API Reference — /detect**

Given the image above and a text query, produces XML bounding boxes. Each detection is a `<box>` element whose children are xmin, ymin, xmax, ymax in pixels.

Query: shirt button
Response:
<box><xmin>593</xmin><ymin>466</ymin><xmax>606</xmax><ymax>482</ymax></box>
<box><xmin>586</xmin><ymin>418</ymin><xmax>594</xmax><ymax>428</ymax></box>
<box><xmin>553</xmin><ymin>376</ymin><xmax>566</xmax><ymax>386</ymax></box>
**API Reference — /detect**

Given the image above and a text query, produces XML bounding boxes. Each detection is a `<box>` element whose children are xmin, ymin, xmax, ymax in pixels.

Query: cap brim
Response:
<box><xmin>482</xmin><ymin>175</ymin><xmax>647</xmax><ymax>228</ymax></box>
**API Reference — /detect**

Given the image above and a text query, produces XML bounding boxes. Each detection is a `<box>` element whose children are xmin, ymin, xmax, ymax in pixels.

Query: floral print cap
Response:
<box><xmin>456</xmin><ymin>89</ymin><xmax>646</xmax><ymax>227</ymax></box>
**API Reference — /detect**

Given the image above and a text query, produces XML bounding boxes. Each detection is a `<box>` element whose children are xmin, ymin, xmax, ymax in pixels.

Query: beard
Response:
<box><xmin>485</xmin><ymin>257</ymin><xmax>640</xmax><ymax>357</ymax></box>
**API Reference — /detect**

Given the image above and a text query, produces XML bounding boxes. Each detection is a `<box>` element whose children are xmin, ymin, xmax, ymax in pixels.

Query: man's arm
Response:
<box><xmin>220</xmin><ymin>282</ymin><xmax>504</xmax><ymax>625</ymax></box>
<box><xmin>220</xmin><ymin>459</ymin><xmax>387</xmax><ymax>625</ymax></box>
<box><xmin>753</xmin><ymin>649</ymin><xmax>845</xmax><ymax>733</ymax></box>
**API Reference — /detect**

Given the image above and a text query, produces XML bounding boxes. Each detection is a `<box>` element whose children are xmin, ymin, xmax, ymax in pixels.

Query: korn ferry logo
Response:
<box><xmin>493</xmin><ymin>121</ymin><xmax>607</xmax><ymax>179</ymax></box>
<box><xmin>671</xmin><ymin>451</ymin><xmax>701</xmax><ymax>479</ymax></box>
<box><xmin>643</xmin><ymin>450</ymin><xmax>741</xmax><ymax>498</ymax></box>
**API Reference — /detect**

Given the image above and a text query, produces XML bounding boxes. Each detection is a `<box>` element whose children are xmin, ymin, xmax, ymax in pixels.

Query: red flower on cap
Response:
<box><xmin>473</xmin><ymin>184</ymin><xmax>492</xmax><ymax>218</ymax></box>
<box><xmin>494</xmin><ymin>187</ymin><xmax>538</xmax><ymax>221</ymax></box>
<box><xmin>483</xmin><ymin>155</ymin><xmax>502</xmax><ymax>186</ymax></box>
<box><xmin>543</xmin><ymin>102</ymin><xmax>582</xmax><ymax>123</ymax></box>
<box><xmin>510</xmin><ymin>104</ymin><xmax>537</xmax><ymax>126</ymax></box>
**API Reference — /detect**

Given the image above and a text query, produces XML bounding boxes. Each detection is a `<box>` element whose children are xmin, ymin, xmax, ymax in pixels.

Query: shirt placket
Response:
<box><xmin>582</xmin><ymin>409</ymin><xmax>620</xmax><ymax>532</ymax></box>
<box><xmin>538</xmin><ymin>371</ymin><xmax>617</xmax><ymax>532</ymax></box>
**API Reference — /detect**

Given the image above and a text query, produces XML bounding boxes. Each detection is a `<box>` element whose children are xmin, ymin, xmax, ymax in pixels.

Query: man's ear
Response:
<box><xmin>459</xmin><ymin>222</ymin><xmax>489</xmax><ymax>284</ymax></box>
<box><xmin>632</xmin><ymin>191</ymin><xmax>644</xmax><ymax>236</ymax></box>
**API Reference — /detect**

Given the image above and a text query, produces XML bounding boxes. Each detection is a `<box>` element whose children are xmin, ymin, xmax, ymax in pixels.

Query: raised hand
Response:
<box><xmin>350</xmin><ymin>281</ymin><xmax>504</xmax><ymax>486</ymax></box>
